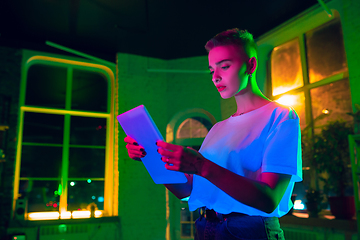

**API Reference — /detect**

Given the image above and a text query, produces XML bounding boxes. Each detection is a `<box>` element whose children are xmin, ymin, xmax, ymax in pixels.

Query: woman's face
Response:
<box><xmin>208</xmin><ymin>45</ymin><xmax>249</xmax><ymax>99</ymax></box>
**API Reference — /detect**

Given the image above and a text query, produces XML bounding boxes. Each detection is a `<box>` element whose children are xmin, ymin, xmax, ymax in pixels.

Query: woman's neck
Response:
<box><xmin>233</xmin><ymin>84</ymin><xmax>271</xmax><ymax>116</ymax></box>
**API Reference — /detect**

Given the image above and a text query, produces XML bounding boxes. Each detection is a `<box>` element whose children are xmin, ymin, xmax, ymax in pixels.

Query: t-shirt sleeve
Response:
<box><xmin>262</xmin><ymin>118</ymin><xmax>303</xmax><ymax>182</ymax></box>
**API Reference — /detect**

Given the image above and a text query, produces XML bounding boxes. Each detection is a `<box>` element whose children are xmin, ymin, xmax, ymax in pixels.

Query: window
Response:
<box><xmin>176</xmin><ymin>117</ymin><xmax>211</xmax><ymax>238</ymax></box>
<box><xmin>180</xmin><ymin>200</ymin><xmax>200</xmax><ymax>238</ymax></box>
<box><xmin>271</xmin><ymin>17</ymin><xmax>351</xmax><ymax>131</ymax></box>
<box><xmin>14</xmin><ymin>55</ymin><xmax>116</xmax><ymax>220</ymax></box>
<box><xmin>270</xmin><ymin>16</ymin><xmax>352</xmax><ymax>209</ymax></box>
<box><xmin>166</xmin><ymin>110</ymin><xmax>215</xmax><ymax>239</ymax></box>
<box><xmin>176</xmin><ymin>117</ymin><xmax>210</xmax><ymax>139</ymax></box>
<box><xmin>271</xmin><ymin>38</ymin><xmax>304</xmax><ymax>96</ymax></box>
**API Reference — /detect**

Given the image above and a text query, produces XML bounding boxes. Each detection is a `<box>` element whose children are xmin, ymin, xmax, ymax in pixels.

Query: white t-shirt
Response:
<box><xmin>188</xmin><ymin>102</ymin><xmax>302</xmax><ymax>217</ymax></box>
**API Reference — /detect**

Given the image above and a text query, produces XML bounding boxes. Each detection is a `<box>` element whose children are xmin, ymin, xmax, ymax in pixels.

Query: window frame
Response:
<box><xmin>165</xmin><ymin>109</ymin><xmax>216</xmax><ymax>239</ymax></box>
<box><xmin>13</xmin><ymin>51</ymin><xmax>118</xmax><ymax>220</ymax></box>
<box><xmin>267</xmin><ymin>12</ymin><xmax>350</xmax><ymax>211</ymax></box>
<box><xmin>269</xmin><ymin>16</ymin><xmax>349</xmax><ymax>132</ymax></box>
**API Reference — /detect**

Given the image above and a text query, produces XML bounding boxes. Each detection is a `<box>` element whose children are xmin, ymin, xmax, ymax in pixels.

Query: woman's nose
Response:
<box><xmin>212</xmin><ymin>74</ymin><xmax>221</xmax><ymax>83</ymax></box>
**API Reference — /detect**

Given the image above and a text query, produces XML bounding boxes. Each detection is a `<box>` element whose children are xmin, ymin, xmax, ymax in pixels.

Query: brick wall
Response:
<box><xmin>166</xmin><ymin>56</ymin><xmax>221</xmax><ymax>122</ymax></box>
<box><xmin>0</xmin><ymin>46</ymin><xmax>22</xmax><ymax>240</ymax></box>
<box><xmin>117</xmin><ymin>53</ymin><xmax>169</xmax><ymax>240</ymax></box>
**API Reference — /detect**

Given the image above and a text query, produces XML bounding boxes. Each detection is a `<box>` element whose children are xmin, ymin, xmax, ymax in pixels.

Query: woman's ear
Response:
<box><xmin>247</xmin><ymin>57</ymin><xmax>257</xmax><ymax>74</ymax></box>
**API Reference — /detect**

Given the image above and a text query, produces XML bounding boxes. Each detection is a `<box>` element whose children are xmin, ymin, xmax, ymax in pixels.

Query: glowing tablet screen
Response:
<box><xmin>117</xmin><ymin>105</ymin><xmax>187</xmax><ymax>184</ymax></box>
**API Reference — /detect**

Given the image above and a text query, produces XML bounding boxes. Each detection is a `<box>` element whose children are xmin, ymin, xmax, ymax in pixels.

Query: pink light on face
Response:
<box><xmin>208</xmin><ymin>45</ymin><xmax>248</xmax><ymax>99</ymax></box>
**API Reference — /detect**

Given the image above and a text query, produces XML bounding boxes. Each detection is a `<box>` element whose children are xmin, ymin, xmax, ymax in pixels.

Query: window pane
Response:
<box><xmin>20</xmin><ymin>146</ymin><xmax>62</xmax><ymax>178</ymax></box>
<box><xmin>275</xmin><ymin>92</ymin><xmax>306</xmax><ymax>130</ymax></box>
<box><xmin>26</xmin><ymin>64</ymin><xmax>67</xmax><ymax>108</ymax></box>
<box><xmin>310</xmin><ymin>79</ymin><xmax>353</xmax><ymax>133</ymax></box>
<box><xmin>70</xmin><ymin>116</ymin><xmax>106</xmax><ymax>146</ymax></box>
<box><xmin>68</xmin><ymin>148</ymin><xmax>105</xmax><ymax>178</ymax></box>
<box><xmin>181</xmin><ymin>224</ymin><xmax>191</xmax><ymax>237</ymax></box>
<box><xmin>71</xmin><ymin>69</ymin><xmax>108</xmax><ymax>112</ymax></box>
<box><xmin>271</xmin><ymin>38</ymin><xmax>303</xmax><ymax>96</ymax></box>
<box><xmin>19</xmin><ymin>180</ymin><xmax>60</xmax><ymax>212</ymax></box>
<box><xmin>23</xmin><ymin>112</ymin><xmax>64</xmax><ymax>144</ymax></box>
<box><xmin>306</xmin><ymin>18</ymin><xmax>348</xmax><ymax>83</ymax></box>
<box><xmin>67</xmin><ymin>180</ymin><xmax>104</xmax><ymax>211</ymax></box>
<box><xmin>176</xmin><ymin>118</ymin><xmax>210</xmax><ymax>139</ymax></box>
<box><xmin>181</xmin><ymin>207</ymin><xmax>191</xmax><ymax>221</ymax></box>
<box><xmin>178</xmin><ymin>118</ymin><xmax>191</xmax><ymax>139</ymax></box>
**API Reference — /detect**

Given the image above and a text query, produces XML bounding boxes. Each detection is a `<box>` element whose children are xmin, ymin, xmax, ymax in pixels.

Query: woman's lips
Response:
<box><xmin>217</xmin><ymin>86</ymin><xmax>226</xmax><ymax>92</ymax></box>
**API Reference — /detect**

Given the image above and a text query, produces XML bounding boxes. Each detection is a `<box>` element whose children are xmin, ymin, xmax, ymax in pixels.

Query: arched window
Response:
<box><xmin>166</xmin><ymin>109</ymin><xmax>216</xmax><ymax>238</ymax></box>
<box><xmin>13</xmin><ymin>53</ymin><xmax>117</xmax><ymax>220</ymax></box>
<box><xmin>176</xmin><ymin>117</ymin><xmax>211</xmax><ymax>139</ymax></box>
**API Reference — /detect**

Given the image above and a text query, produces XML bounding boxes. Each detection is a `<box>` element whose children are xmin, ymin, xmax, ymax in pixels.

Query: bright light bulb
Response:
<box><xmin>293</xmin><ymin>200</ymin><xmax>305</xmax><ymax>210</ymax></box>
<box><xmin>322</xmin><ymin>109</ymin><xmax>329</xmax><ymax>114</ymax></box>
<box><xmin>70</xmin><ymin>182</ymin><xmax>75</xmax><ymax>186</ymax></box>
<box><xmin>87</xmin><ymin>179</ymin><xmax>92</xmax><ymax>183</ymax></box>
<box><xmin>275</xmin><ymin>95</ymin><xmax>296</xmax><ymax>106</ymax></box>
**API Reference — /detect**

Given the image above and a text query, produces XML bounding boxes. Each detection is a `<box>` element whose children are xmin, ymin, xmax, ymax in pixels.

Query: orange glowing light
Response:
<box><xmin>322</xmin><ymin>109</ymin><xmax>330</xmax><ymax>114</ymax></box>
<box><xmin>60</xmin><ymin>211</ymin><xmax>71</xmax><ymax>219</ymax></box>
<box><xmin>72</xmin><ymin>210</ymin><xmax>91</xmax><ymax>218</ymax></box>
<box><xmin>27</xmin><ymin>210</ymin><xmax>103</xmax><ymax>220</ymax></box>
<box><xmin>275</xmin><ymin>95</ymin><xmax>296</xmax><ymax>106</ymax></box>
<box><xmin>28</xmin><ymin>211</ymin><xmax>60</xmax><ymax>220</ymax></box>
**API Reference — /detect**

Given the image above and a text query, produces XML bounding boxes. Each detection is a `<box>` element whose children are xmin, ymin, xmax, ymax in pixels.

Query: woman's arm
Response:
<box><xmin>200</xmin><ymin>159</ymin><xmax>290</xmax><ymax>213</ymax></box>
<box><xmin>164</xmin><ymin>174</ymin><xmax>193</xmax><ymax>199</ymax></box>
<box><xmin>124</xmin><ymin>136</ymin><xmax>194</xmax><ymax>200</ymax></box>
<box><xmin>157</xmin><ymin>141</ymin><xmax>291</xmax><ymax>213</ymax></box>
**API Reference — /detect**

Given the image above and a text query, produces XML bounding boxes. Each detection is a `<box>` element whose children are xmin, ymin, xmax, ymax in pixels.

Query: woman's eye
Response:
<box><xmin>209</xmin><ymin>71</ymin><xmax>214</xmax><ymax>75</ymax></box>
<box><xmin>222</xmin><ymin>66</ymin><xmax>230</xmax><ymax>70</ymax></box>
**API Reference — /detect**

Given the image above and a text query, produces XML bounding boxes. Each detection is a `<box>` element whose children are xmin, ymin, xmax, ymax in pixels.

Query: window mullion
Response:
<box><xmin>298</xmin><ymin>34</ymin><xmax>310</xmax><ymax>86</ymax></box>
<box><xmin>299</xmin><ymin>34</ymin><xmax>319</xmax><ymax>191</ymax></box>
<box><xmin>299</xmin><ymin>34</ymin><xmax>314</xmax><ymax>132</ymax></box>
<box><xmin>60</xmin><ymin>114</ymin><xmax>70</xmax><ymax>214</ymax></box>
<box><xmin>60</xmin><ymin>68</ymin><xmax>73</xmax><ymax>214</ymax></box>
<box><xmin>104</xmin><ymin>117</ymin><xmax>112</xmax><ymax>215</ymax></box>
<box><xmin>66</xmin><ymin>68</ymin><xmax>73</xmax><ymax>110</ymax></box>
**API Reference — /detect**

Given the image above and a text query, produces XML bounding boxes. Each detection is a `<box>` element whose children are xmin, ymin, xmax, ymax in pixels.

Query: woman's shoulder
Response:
<box><xmin>267</xmin><ymin>101</ymin><xmax>299</xmax><ymax>121</ymax></box>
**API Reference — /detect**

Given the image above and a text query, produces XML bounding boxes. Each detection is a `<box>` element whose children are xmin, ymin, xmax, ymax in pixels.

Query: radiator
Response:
<box><xmin>283</xmin><ymin>228</ymin><xmax>319</xmax><ymax>240</ymax></box>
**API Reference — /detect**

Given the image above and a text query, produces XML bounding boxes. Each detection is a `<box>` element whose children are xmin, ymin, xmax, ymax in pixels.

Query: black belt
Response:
<box><xmin>201</xmin><ymin>208</ymin><xmax>248</xmax><ymax>221</ymax></box>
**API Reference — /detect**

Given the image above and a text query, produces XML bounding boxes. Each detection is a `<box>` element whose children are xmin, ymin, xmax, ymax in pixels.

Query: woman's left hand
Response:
<box><xmin>156</xmin><ymin>140</ymin><xmax>206</xmax><ymax>175</ymax></box>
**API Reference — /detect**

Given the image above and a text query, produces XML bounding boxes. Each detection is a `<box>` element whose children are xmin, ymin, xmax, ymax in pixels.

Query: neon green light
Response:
<box><xmin>58</xmin><ymin>224</ymin><xmax>67</xmax><ymax>233</ymax></box>
<box><xmin>87</xmin><ymin>179</ymin><xmax>92</xmax><ymax>183</ymax></box>
<box><xmin>58</xmin><ymin>184</ymin><xmax>62</xmax><ymax>195</ymax></box>
<box><xmin>70</xmin><ymin>181</ymin><xmax>75</xmax><ymax>186</ymax></box>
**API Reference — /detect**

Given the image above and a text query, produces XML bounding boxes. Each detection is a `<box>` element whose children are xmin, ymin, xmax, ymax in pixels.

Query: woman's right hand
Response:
<box><xmin>124</xmin><ymin>136</ymin><xmax>147</xmax><ymax>161</ymax></box>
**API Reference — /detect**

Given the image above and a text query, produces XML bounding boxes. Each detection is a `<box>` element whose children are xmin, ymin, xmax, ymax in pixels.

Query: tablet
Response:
<box><xmin>117</xmin><ymin>105</ymin><xmax>187</xmax><ymax>184</ymax></box>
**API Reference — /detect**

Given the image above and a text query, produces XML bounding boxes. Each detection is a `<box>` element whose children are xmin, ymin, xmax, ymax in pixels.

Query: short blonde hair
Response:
<box><xmin>205</xmin><ymin>28</ymin><xmax>258</xmax><ymax>59</ymax></box>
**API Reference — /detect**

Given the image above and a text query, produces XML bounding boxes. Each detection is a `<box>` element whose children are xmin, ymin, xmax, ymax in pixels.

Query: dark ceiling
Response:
<box><xmin>0</xmin><ymin>0</ymin><xmax>318</xmax><ymax>62</ymax></box>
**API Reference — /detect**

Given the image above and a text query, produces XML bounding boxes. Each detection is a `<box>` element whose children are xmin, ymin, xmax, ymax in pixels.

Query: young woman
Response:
<box><xmin>125</xmin><ymin>28</ymin><xmax>302</xmax><ymax>240</ymax></box>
